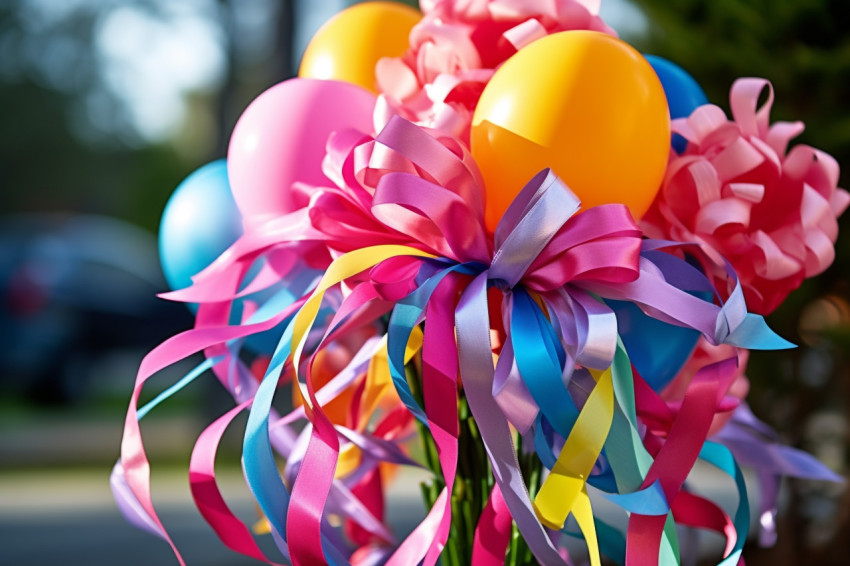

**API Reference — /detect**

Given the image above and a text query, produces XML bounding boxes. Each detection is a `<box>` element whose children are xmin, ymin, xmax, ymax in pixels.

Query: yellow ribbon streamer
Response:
<box><xmin>532</xmin><ymin>366</ymin><xmax>614</xmax><ymax>565</ymax></box>
<box><xmin>290</xmin><ymin>245</ymin><xmax>436</xmax><ymax>412</ymax></box>
<box><xmin>573</xmin><ymin>487</ymin><xmax>601</xmax><ymax>566</ymax></box>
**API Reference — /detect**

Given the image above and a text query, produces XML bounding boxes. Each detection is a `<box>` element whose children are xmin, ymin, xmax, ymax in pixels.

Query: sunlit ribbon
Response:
<box><xmin>119</xmin><ymin>111</ymin><xmax>803</xmax><ymax>566</ymax></box>
<box><xmin>278</xmin><ymin>115</ymin><xmax>793</xmax><ymax>563</ymax></box>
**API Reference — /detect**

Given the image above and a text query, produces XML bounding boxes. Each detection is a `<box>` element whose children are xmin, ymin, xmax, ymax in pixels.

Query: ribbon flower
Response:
<box><xmin>375</xmin><ymin>0</ymin><xmax>615</xmax><ymax>143</ymax></box>
<box><xmin>643</xmin><ymin>78</ymin><xmax>850</xmax><ymax>314</ymax></box>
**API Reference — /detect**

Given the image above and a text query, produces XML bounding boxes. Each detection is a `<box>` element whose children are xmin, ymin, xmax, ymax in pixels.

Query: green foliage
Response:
<box><xmin>0</xmin><ymin>4</ymin><xmax>186</xmax><ymax>232</ymax></box>
<box><xmin>0</xmin><ymin>79</ymin><xmax>184</xmax><ymax>231</ymax></box>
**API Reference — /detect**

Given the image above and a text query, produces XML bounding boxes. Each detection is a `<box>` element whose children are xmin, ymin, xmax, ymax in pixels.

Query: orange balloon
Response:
<box><xmin>298</xmin><ymin>2</ymin><xmax>421</xmax><ymax>93</ymax></box>
<box><xmin>471</xmin><ymin>31</ymin><xmax>670</xmax><ymax>232</ymax></box>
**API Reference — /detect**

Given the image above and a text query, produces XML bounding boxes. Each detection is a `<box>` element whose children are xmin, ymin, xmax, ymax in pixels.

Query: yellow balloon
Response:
<box><xmin>299</xmin><ymin>2</ymin><xmax>421</xmax><ymax>93</ymax></box>
<box><xmin>471</xmin><ymin>31</ymin><xmax>670</xmax><ymax>232</ymax></box>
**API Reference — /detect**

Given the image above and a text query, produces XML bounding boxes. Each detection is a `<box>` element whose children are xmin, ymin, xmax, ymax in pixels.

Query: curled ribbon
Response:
<box><xmin>117</xmin><ymin>114</ymin><xmax>804</xmax><ymax>566</ymax></box>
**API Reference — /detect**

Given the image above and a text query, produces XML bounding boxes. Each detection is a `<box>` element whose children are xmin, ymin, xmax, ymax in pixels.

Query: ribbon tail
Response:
<box><xmin>110</xmin><ymin>462</ymin><xmax>167</xmax><ymax>540</ymax></box>
<box><xmin>190</xmin><ymin>400</ymin><xmax>287</xmax><ymax>565</ymax></box>
<box><xmin>700</xmin><ymin>442</ymin><xmax>750</xmax><ymax>565</ymax></box>
<box><xmin>722</xmin><ymin>312</ymin><xmax>796</xmax><ymax>350</ymax></box>
<box><xmin>533</xmin><ymin>367</ymin><xmax>614</xmax><ymax>530</ymax></box>
<box><xmin>456</xmin><ymin>273</ymin><xmax>569</xmax><ymax>566</ymax></box>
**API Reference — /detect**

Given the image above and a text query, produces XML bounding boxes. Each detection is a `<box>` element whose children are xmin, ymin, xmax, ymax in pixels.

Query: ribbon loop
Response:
<box><xmin>490</xmin><ymin>169</ymin><xmax>580</xmax><ymax>288</ymax></box>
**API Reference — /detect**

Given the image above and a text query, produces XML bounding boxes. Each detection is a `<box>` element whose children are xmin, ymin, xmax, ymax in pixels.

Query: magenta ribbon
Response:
<box><xmin>385</xmin><ymin>272</ymin><xmax>462</xmax><ymax>566</ymax></box>
<box><xmin>316</xmin><ymin>120</ymin><xmax>650</xmax><ymax>562</ymax></box>
<box><xmin>312</xmin><ymin>116</ymin><xmax>491</xmax><ymax>264</ymax></box>
<box><xmin>288</xmin><ymin>119</ymin><xmax>648</xmax><ymax>564</ymax></box>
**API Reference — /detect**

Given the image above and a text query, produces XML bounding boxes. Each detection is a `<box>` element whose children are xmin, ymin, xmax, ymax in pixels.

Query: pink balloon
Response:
<box><xmin>227</xmin><ymin>78</ymin><xmax>376</xmax><ymax>227</ymax></box>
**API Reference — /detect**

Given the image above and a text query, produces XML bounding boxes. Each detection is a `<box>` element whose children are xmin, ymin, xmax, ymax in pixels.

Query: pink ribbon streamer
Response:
<box><xmin>387</xmin><ymin>273</ymin><xmax>462</xmax><ymax>566</ymax></box>
<box><xmin>286</xmin><ymin>117</ymin><xmax>787</xmax><ymax>564</ymax></box>
<box><xmin>190</xmin><ymin>400</ymin><xmax>288</xmax><ymax>564</ymax></box>
<box><xmin>471</xmin><ymin>484</ymin><xmax>513</xmax><ymax>565</ymax></box>
<box><xmin>626</xmin><ymin>359</ymin><xmax>742</xmax><ymax>564</ymax></box>
<box><xmin>118</xmin><ymin>102</ymin><xmax>810</xmax><ymax>566</ymax></box>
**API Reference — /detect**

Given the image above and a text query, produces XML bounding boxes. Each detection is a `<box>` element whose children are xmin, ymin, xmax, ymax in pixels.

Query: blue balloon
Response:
<box><xmin>159</xmin><ymin>160</ymin><xmax>243</xmax><ymax>293</ymax></box>
<box><xmin>607</xmin><ymin>299</ymin><xmax>702</xmax><ymax>392</ymax></box>
<box><xmin>645</xmin><ymin>55</ymin><xmax>708</xmax><ymax>153</ymax></box>
<box><xmin>159</xmin><ymin>160</ymin><xmax>302</xmax><ymax>355</ymax></box>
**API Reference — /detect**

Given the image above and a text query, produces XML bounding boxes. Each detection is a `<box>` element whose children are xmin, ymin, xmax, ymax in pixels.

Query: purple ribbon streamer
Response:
<box><xmin>713</xmin><ymin>403</ymin><xmax>843</xmax><ymax>545</ymax></box>
<box><xmin>110</xmin><ymin>462</ymin><xmax>167</xmax><ymax>540</ymax></box>
<box><xmin>457</xmin><ymin>273</ymin><xmax>571</xmax><ymax>566</ymax></box>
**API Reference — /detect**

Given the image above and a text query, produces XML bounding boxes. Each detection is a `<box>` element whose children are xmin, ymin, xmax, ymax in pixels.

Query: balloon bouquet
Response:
<box><xmin>115</xmin><ymin>1</ymin><xmax>847</xmax><ymax>565</ymax></box>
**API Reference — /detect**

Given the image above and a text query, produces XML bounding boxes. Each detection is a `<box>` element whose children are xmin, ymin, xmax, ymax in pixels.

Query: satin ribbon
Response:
<box><xmin>247</xmin><ymin>246</ymin><xmax>435</xmax><ymax>565</ymax></box>
<box><xmin>471</xmin><ymin>484</ymin><xmax>513</xmax><ymax>565</ymax></box>
<box><xmin>247</xmin><ymin>160</ymin><xmax>790</xmax><ymax>565</ymax></box>
<box><xmin>286</xmin><ymin>246</ymin><xmax>434</xmax><ymax>566</ymax></box>
<box><xmin>190</xmin><ymin>400</ymin><xmax>289</xmax><ymax>564</ymax></box>
<box><xmin>385</xmin><ymin>272</ymin><xmax>464</xmax><ymax>566</ymax></box>
<box><xmin>626</xmin><ymin>359</ymin><xmax>752</xmax><ymax>566</ymax></box>
<box><xmin>532</xmin><ymin>365</ymin><xmax>612</xmax><ymax>540</ymax></box>
<box><xmin>119</xmin><ymin>108</ymin><xmax>816</xmax><ymax>566</ymax></box>
<box><xmin>457</xmin><ymin>273</ymin><xmax>573</xmax><ymax>565</ymax></box>
<box><xmin>118</xmin><ymin>269</ymin><xmax>312</xmax><ymax>565</ymax></box>
<box><xmin>451</xmin><ymin>170</ymin><xmax>656</xmax><ymax>563</ymax></box>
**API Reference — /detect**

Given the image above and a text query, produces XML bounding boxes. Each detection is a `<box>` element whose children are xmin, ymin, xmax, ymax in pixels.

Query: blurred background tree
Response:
<box><xmin>629</xmin><ymin>1</ymin><xmax>850</xmax><ymax>563</ymax></box>
<box><xmin>631</xmin><ymin>0</ymin><xmax>850</xmax><ymax>179</ymax></box>
<box><xmin>0</xmin><ymin>0</ymin><xmax>294</xmax><ymax>232</ymax></box>
<box><xmin>0</xmin><ymin>0</ymin><xmax>297</xmax><ymax>412</ymax></box>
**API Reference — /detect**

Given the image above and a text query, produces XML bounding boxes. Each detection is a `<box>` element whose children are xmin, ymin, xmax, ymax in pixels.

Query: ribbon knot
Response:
<box><xmin>489</xmin><ymin>168</ymin><xmax>644</xmax><ymax>291</ymax></box>
<box><xmin>118</xmin><ymin>108</ymin><xmax>802</xmax><ymax>566</ymax></box>
<box><xmin>489</xmin><ymin>169</ymin><xmax>581</xmax><ymax>287</ymax></box>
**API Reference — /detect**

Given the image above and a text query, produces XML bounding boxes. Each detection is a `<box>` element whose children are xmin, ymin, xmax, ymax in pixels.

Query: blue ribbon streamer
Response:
<box><xmin>511</xmin><ymin>287</ymin><xmax>579</xmax><ymax>438</ymax></box>
<box><xmin>699</xmin><ymin>441</ymin><xmax>750</xmax><ymax>566</ymax></box>
<box><xmin>243</xmin><ymin>322</ymin><xmax>295</xmax><ymax>544</ymax></box>
<box><xmin>243</xmin><ymin>317</ymin><xmax>351</xmax><ymax>565</ymax></box>
<box><xmin>386</xmin><ymin>261</ymin><xmax>478</xmax><ymax>425</ymax></box>
<box><xmin>137</xmin><ymin>356</ymin><xmax>221</xmax><ymax>420</ymax></box>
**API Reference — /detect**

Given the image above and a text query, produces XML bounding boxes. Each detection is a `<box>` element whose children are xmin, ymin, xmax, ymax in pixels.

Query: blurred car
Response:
<box><xmin>0</xmin><ymin>213</ymin><xmax>194</xmax><ymax>404</ymax></box>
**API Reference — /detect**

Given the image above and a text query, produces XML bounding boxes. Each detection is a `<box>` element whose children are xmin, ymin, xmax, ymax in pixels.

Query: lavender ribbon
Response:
<box><xmin>713</xmin><ymin>403</ymin><xmax>843</xmax><ymax>545</ymax></box>
<box><xmin>453</xmin><ymin>167</ymin><xmax>793</xmax><ymax>564</ymax></box>
<box><xmin>457</xmin><ymin>273</ymin><xmax>571</xmax><ymax>566</ymax></box>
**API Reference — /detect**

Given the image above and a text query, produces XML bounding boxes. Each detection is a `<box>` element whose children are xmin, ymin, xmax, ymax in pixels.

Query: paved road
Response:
<box><xmin>0</xmin><ymin>467</ymin><xmax>428</xmax><ymax>566</ymax></box>
<box><xmin>0</xmin><ymin>404</ymin><xmax>775</xmax><ymax>566</ymax></box>
<box><xmin>1</xmin><ymin>463</ymin><xmax>753</xmax><ymax>565</ymax></box>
